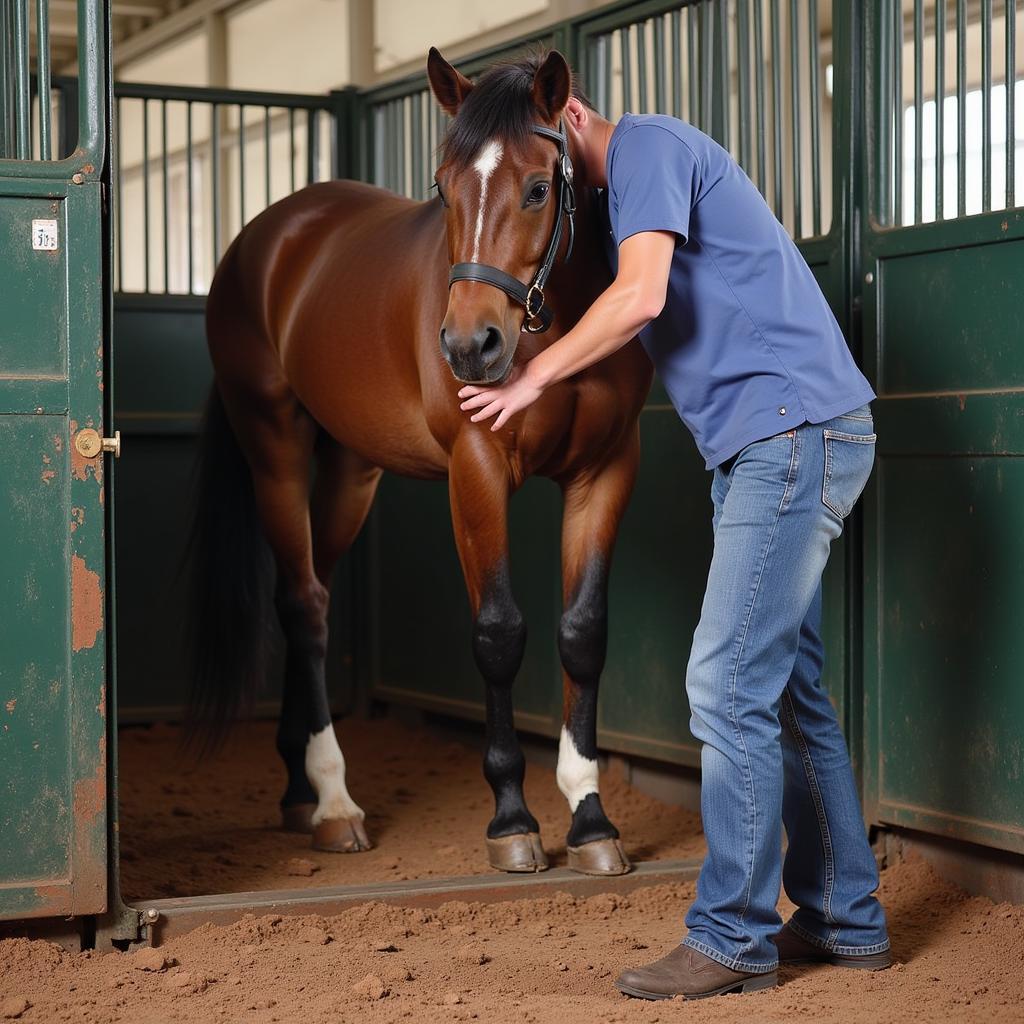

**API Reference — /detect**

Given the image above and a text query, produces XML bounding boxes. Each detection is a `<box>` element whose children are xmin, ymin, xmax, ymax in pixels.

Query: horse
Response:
<box><xmin>187</xmin><ymin>47</ymin><xmax>652</xmax><ymax>876</ymax></box>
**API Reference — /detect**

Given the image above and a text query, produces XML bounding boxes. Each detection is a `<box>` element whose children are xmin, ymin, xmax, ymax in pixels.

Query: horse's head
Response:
<box><xmin>428</xmin><ymin>48</ymin><xmax>577</xmax><ymax>385</ymax></box>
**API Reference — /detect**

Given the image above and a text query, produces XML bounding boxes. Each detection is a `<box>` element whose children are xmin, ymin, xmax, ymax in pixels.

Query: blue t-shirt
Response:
<box><xmin>605</xmin><ymin>113</ymin><xmax>875</xmax><ymax>469</ymax></box>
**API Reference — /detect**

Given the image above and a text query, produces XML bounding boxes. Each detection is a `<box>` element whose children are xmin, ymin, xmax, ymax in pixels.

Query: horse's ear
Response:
<box><xmin>427</xmin><ymin>47</ymin><xmax>474</xmax><ymax>117</ymax></box>
<box><xmin>532</xmin><ymin>50</ymin><xmax>572</xmax><ymax>123</ymax></box>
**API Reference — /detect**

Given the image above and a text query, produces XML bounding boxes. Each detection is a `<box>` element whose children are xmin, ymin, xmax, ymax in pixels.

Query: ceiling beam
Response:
<box><xmin>48</xmin><ymin>0</ymin><xmax>168</xmax><ymax>16</ymax></box>
<box><xmin>112</xmin><ymin>0</ymin><xmax>246</xmax><ymax>68</ymax></box>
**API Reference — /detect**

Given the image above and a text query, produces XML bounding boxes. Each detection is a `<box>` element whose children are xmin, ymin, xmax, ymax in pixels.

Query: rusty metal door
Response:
<box><xmin>0</xmin><ymin>0</ymin><xmax>112</xmax><ymax>919</ymax></box>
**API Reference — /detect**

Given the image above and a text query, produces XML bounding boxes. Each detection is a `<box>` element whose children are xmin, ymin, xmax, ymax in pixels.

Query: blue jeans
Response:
<box><xmin>681</xmin><ymin>404</ymin><xmax>889</xmax><ymax>973</ymax></box>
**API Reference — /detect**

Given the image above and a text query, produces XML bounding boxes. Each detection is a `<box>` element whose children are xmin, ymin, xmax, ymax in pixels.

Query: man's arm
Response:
<box><xmin>458</xmin><ymin>229</ymin><xmax>676</xmax><ymax>430</ymax></box>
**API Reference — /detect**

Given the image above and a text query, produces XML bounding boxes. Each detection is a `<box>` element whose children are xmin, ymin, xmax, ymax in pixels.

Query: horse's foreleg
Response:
<box><xmin>449</xmin><ymin>437</ymin><xmax>545</xmax><ymax>872</ymax></box>
<box><xmin>557</xmin><ymin>432</ymin><xmax>640</xmax><ymax>876</ymax></box>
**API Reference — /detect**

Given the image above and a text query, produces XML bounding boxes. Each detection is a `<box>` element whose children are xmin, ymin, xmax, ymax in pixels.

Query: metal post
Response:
<box><xmin>936</xmin><ymin>0</ymin><xmax>945</xmax><ymax>219</ymax></box>
<box><xmin>36</xmin><ymin>0</ymin><xmax>52</xmax><ymax>159</ymax></box>
<box><xmin>914</xmin><ymin>0</ymin><xmax>924</xmax><ymax>223</ymax></box>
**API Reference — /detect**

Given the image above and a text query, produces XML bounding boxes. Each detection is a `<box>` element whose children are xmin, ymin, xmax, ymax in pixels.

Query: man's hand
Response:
<box><xmin>458</xmin><ymin>364</ymin><xmax>547</xmax><ymax>431</ymax></box>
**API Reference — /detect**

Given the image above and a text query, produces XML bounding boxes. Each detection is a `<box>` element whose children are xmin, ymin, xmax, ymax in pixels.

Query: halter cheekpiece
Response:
<box><xmin>447</xmin><ymin>119</ymin><xmax>576</xmax><ymax>334</ymax></box>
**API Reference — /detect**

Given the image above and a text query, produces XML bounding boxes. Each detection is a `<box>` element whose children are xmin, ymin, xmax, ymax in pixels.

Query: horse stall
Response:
<box><xmin>3</xmin><ymin>1</ymin><xmax>1024</xmax><ymax>1021</ymax></box>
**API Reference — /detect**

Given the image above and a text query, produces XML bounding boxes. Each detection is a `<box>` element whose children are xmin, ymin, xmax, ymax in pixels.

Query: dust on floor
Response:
<box><xmin>118</xmin><ymin>718</ymin><xmax>706</xmax><ymax>900</ymax></box>
<box><xmin>3</xmin><ymin>856</ymin><xmax>1023</xmax><ymax>1023</ymax></box>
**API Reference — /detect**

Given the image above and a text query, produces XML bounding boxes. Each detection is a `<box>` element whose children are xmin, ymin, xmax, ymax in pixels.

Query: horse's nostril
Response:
<box><xmin>479</xmin><ymin>326</ymin><xmax>502</xmax><ymax>362</ymax></box>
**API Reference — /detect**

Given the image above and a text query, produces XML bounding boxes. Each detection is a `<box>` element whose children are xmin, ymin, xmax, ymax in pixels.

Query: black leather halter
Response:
<box><xmin>447</xmin><ymin>120</ymin><xmax>576</xmax><ymax>334</ymax></box>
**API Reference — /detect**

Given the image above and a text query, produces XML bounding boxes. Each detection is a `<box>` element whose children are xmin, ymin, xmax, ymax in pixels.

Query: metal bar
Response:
<box><xmin>115</xmin><ymin>97</ymin><xmax>122</xmax><ymax>290</ymax></box>
<box><xmin>770</xmin><ymin>0</ymin><xmax>783</xmax><ymax>215</ymax></box>
<box><xmin>238</xmin><ymin>103</ymin><xmax>246</xmax><ymax>226</ymax></box>
<box><xmin>957</xmin><ymin>0</ymin><xmax>967</xmax><ymax>216</ymax></box>
<box><xmin>601</xmin><ymin>32</ymin><xmax>612</xmax><ymax>115</ymax></box>
<box><xmin>397</xmin><ymin>98</ymin><xmax>406</xmax><ymax>195</ymax></box>
<box><xmin>808</xmin><ymin>0</ymin><xmax>821</xmax><ymax>235</ymax></box>
<box><xmin>143</xmin><ymin>100</ymin><xmax>150</xmax><ymax>293</ymax></box>
<box><xmin>637</xmin><ymin>17</ymin><xmax>648</xmax><ymax>112</ymax></box>
<box><xmin>718</xmin><ymin>0</ymin><xmax>730</xmax><ymax>146</ymax></box>
<box><xmin>36</xmin><ymin>0</ymin><xmax>52</xmax><ymax>159</ymax></box>
<box><xmin>982</xmin><ymin>0</ymin><xmax>992</xmax><ymax>211</ymax></box>
<box><xmin>212</xmin><ymin>102</ymin><xmax>221</xmax><ymax>266</ymax></box>
<box><xmin>186</xmin><ymin>101</ymin><xmax>193</xmax><ymax>294</ymax></box>
<box><xmin>671</xmin><ymin>8</ymin><xmax>681</xmax><ymax>118</ymax></box>
<box><xmin>306</xmin><ymin>107</ymin><xmax>318</xmax><ymax>185</ymax></box>
<box><xmin>688</xmin><ymin>5</ymin><xmax>698</xmax><ymax>124</ymax></box>
<box><xmin>738</xmin><ymin>0</ymin><xmax>751</xmax><ymax>173</ymax></box>
<box><xmin>914</xmin><ymin>0</ymin><xmax>924</xmax><ymax>223</ymax></box>
<box><xmin>701</xmin><ymin>0</ymin><xmax>713</xmax><ymax>133</ymax></box>
<box><xmin>620</xmin><ymin>25</ymin><xmax>632</xmax><ymax>111</ymax></box>
<box><xmin>411</xmin><ymin>91</ymin><xmax>422</xmax><ymax>197</ymax></box>
<box><xmin>789</xmin><ymin>0</ymin><xmax>802</xmax><ymax>233</ymax></box>
<box><xmin>162</xmin><ymin>99</ymin><xmax>169</xmax><ymax>293</ymax></box>
<box><xmin>1009</xmin><ymin>0</ymin><xmax>1017</xmax><ymax>208</ymax></box>
<box><xmin>879</xmin><ymin>0</ymin><xmax>892</xmax><ymax>222</ymax></box>
<box><xmin>288</xmin><ymin>107</ymin><xmax>296</xmax><ymax>192</ymax></box>
<box><xmin>13</xmin><ymin>0</ymin><xmax>31</xmax><ymax>159</ymax></box>
<box><xmin>264</xmin><ymin>105</ymin><xmax>272</xmax><ymax>207</ymax></box>
<box><xmin>936</xmin><ymin>0</ymin><xmax>945</xmax><ymax>219</ymax></box>
<box><xmin>753</xmin><ymin>0</ymin><xmax>766</xmax><ymax>191</ymax></box>
<box><xmin>894</xmin><ymin>0</ymin><xmax>904</xmax><ymax>226</ymax></box>
<box><xmin>113</xmin><ymin>81</ymin><xmax>330</xmax><ymax>109</ymax></box>
<box><xmin>653</xmin><ymin>14</ymin><xmax>665</xmax><ymax>114</ymax></box>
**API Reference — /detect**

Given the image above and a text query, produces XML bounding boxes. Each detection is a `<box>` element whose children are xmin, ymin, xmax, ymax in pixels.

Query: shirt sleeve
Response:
<box><xmin>609</xmin><ymin>125</ymin><xmax>700</xmax><ymax>246</ymax></box>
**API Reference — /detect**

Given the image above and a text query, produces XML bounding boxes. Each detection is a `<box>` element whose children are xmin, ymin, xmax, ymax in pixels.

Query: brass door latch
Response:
<box><xmin>75</xmin><ymin>428</ymin><xmax>121</xmax><ymax>459</ymax></box>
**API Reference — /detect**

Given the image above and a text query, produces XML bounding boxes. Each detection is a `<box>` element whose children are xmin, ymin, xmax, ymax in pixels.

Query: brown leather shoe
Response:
<box><xmin>772</xmin><ymin>924</ymin><xmax>892</xmax><ymax>970</ymax></box>
<box><xmin>615</xmin><ymin>944</ymin><xmax>778</xmax><ymax>1001</ymax></box>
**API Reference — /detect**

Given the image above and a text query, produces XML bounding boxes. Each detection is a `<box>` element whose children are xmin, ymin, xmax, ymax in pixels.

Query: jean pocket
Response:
<box><xmin>822</xmin><ymin>428</ymin><xmax>877</xmax><ymax>519</ymax></box>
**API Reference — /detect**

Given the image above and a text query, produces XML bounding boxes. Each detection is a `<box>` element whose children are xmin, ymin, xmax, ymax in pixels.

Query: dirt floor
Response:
<box><xmin>4</xmin><ymin>855</ymin><xmax>1024</xmax><ymax>1023</ymax></box>
<box><xmin>117</xmin><ymin>718</ymin><xmax>707</xmax><ymax>900</ymax></box>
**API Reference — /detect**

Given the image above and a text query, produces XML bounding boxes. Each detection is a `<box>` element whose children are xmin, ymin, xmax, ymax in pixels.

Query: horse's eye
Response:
<box><xmin>527</xmin><ymin>182</ymin><xmax>550</xmax><ymax>205</ymax></box>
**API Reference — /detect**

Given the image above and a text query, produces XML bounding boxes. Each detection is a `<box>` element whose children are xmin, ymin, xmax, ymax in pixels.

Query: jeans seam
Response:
<box><xmin>787</xmin><ymin>921</ymin><xmax>890</xmax><ymax>955</ymax></box>
<box><xmin>727</xmin><ymin>429</ymin><xmax>801</xmax><ymax>941</ymax></box>
<box><xmin>781</xmin><ymin>691</ymin><xmax>837</xmax><ymax>926</ymax></box>
<box><xmin>682</xmin><ymin>937</ymin><xmax>779</xmax><ymax>974</ymax></box>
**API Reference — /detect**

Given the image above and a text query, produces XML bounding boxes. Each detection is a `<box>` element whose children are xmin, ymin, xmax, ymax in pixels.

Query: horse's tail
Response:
<box><xmin>183</xmin><ymin>385</ymin><xmax>274</xmax><ymax>753</ymax></box>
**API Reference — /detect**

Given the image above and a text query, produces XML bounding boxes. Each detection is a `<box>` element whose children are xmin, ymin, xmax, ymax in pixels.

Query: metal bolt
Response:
<box><xmin>143</xmin><ymin>907</ymin><xmax>159</xmax><ymax>924</ymax></box>
<box><xmin>71</xmin><ymin>172</ymin><xmax>84</xmax><ymax>185</ymax></box>
<box><xmin>864</xmin><ymin>271</ymin><xmax>874</xmax><ymax>284</ymax></box>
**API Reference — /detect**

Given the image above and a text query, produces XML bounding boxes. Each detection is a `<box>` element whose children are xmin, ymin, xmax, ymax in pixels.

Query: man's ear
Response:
<box><xmin>532</xmin><ymin>50</ymin><xmax>572</xmax><ymax>123</ymax></box>
<box><xmin>427</xmin><ymin>47</ymin><xmax>474</xmax><ymax>117</ymax></box>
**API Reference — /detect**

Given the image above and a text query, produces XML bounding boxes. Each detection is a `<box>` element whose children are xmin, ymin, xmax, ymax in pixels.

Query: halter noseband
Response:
<box><xmin>447</xmin><ymin>120</ymin><xmax>576</xmax><ymax>334</ymax></box>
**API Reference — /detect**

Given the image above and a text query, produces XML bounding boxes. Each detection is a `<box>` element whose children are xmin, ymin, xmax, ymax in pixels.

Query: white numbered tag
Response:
<box><xmin>32</xmin><ymin>219</ymin><xmax>58</xmax><ymax>251</ymax></box>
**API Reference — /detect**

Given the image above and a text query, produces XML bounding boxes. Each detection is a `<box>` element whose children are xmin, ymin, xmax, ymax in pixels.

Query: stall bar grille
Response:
<box><xmin>112</xmin><ymin>85</ymin><xmax>336</xmax><ymax>296</ymax></box>
<box><xmin>877</xmin><ymin>0</ymin><xmax>1023</xmax><ymax>226</ymax></box>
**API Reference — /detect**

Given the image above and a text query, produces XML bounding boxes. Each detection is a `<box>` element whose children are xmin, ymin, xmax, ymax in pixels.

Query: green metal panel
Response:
<box><xmin>0</xmin><ymin>178</ymin><xmax>108</xmax><ymax>919</ymax></box>
<box><xmin>862</xmin><ymin>2</ymin><xmax>1024</xmax><ymax>855</ymax></box>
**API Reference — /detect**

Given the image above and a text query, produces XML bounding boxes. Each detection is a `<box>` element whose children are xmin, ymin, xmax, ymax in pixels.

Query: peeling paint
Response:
<box><xmin>71</xmin><ymin>554</ymin><xmax>102</xmax><ymax>652</ymax></box>
<box><xmin>73</xmin><ymin>744</ymin><xmax>106</xmax><ymax>823</ymax></box>
<box><xmin>41</xmin><ymin>469</ymin><xmax>56</xmax><ymax>484</ymax></box>
<box><xmin>4</xmin><ymin>699</ymin><xmax>15</xmax><ymax>714</ymax></box>
<box><xmin>70</xmin><ymin>506</ymin><xmax>85</xmax><ymax>533</ymax></box>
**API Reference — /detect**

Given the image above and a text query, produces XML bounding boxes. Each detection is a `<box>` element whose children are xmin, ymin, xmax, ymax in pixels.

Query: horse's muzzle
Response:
<box><xmin>439</xmin><ymin>323</ymin><xmax>511</xmax><ymax>385</ymax></box>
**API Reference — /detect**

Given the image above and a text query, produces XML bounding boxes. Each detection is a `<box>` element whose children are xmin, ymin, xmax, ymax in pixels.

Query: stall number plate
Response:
<box><xmin>32</xmin><ymin>219</ymin><xmax>58</xmax><ymax>251</ymax></box>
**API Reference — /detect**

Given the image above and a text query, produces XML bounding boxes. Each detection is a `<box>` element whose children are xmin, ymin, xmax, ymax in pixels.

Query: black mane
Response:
<box><xmin>440</xmin><ymin>50</ymin><xmax>590</xmax><ymax>169</ymax></box>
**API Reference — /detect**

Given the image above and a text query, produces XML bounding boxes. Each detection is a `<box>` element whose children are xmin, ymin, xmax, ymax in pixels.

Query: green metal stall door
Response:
<box><xmin>861</xmin><ymin>2</ymin><xmax>1024</xmax><ymax>855</ymax></box>
<box><xmin>0</xmin><ymin>2</ymin><xmax>110</xmax><ymax>919</ymax></box>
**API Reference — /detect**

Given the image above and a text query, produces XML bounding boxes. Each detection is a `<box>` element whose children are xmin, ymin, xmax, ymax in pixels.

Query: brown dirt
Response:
<box><xmin>118</xmin><ymin>718</ymin><xmax>706</xmax><ymax>900</ymax></box>
<box><xmin>3</xmin><ymin>857</ymin><xmax>1024</xmax><ymax>1023</ymax></box>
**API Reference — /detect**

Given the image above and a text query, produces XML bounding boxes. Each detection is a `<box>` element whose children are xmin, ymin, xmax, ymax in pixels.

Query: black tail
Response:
<box><xmin>184</xmin><ymin>386</ymin><xmax>274</xmax><ymax>753</ymax></box>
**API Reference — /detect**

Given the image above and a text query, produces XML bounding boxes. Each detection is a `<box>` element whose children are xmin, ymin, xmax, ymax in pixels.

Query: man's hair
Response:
<box><xmin>440</xmin><ymin>49</ymin><xmax>594</xmax><ymax>169</ymax></box>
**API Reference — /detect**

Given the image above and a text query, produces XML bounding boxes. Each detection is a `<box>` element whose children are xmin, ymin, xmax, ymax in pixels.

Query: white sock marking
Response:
<box><xmin>305</xmin><ymin>724</ymin><xmax>365</xmax><ymax>826</ymax></box>
<box><xmin>471</xmin><ymin>139</ymin><xmax>503</xmax><ymax>262</ymax></box>
<box><xmin>556</xmin><ymin>726</ymin><xmax>599</xmax><ymax>813</ymax></box>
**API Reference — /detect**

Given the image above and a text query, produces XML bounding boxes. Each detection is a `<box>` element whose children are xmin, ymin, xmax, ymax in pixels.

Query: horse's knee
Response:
<box><xmin>472</xmin><ymin>595</ymin><xmax>526</xmax><ymax>685</ymax></box>
<box><xmin>558</xmin><ymin>590</ymin><xmax>608</xmax><ymax>683</ymax></box>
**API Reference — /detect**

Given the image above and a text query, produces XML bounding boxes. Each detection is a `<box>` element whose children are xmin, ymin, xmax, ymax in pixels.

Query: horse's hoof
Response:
<box><xmin>567</xmin><ymin>837</ymin><xmax>631</xmax><ymax>876</ymax></box>
<box><xmin>280</xmin><ymin>803</ymin><xmax>316</xmax><ymax>834</ymax></box>
<box><xmin>486</xmin><ymin>832</ymin><xmax>549</xmax><ymax>873</ymax></box>
<box><xmin>312</xmin><ymin>815</ymin><xmax>372</xmax><ymax>853</ymax></box>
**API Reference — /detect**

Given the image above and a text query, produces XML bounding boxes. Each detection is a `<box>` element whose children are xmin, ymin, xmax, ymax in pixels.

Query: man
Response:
<box><xmin>457</xmin><ymin>92</ymin><xmax>891</xmax><ymax>1000</ymax></box>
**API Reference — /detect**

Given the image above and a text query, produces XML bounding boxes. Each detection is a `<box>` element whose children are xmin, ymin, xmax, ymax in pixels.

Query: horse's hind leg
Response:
<box><xmin>556</xmin><ymin>437</ymin><xmax>640</xmax><ymax>876</ymax></box>
<box><xmin>222</xmin><ymin>383</ymin><xmax>370</xmax><ymax>853</ymax></box>
<box><xmin>449</xmin><ymin>436</ymin><xmax>547</xmax><ymax>872</ymax></box>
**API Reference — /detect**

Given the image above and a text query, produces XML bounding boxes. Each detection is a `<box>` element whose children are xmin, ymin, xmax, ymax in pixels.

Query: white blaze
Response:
<box><xmin>556</xmin><ymin>726</ymin><xmax>599</xmax><ymax>813</ymax></box>
<box><xmin>471</xmin><ymin>139</ymin><xmax>503</xmax><ymax>262</ymax></box>
<box><xmin>305</xmin><ymin>724</ymin><xmax>365</xmax><ymax>826</ymax></box>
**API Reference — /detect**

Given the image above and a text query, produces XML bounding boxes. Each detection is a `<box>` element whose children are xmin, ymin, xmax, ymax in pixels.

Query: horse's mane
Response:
<box><xmin>440</xmin><ymin>49</ymin><xmax>593</xmax><ymax>169</ymax></box>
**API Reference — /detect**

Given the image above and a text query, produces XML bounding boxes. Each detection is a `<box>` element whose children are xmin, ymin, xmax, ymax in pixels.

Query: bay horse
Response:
<box><xmin>188</xmin><ymin>48</ymin><xmax>652</xmax><ymax>875</ymax></box>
